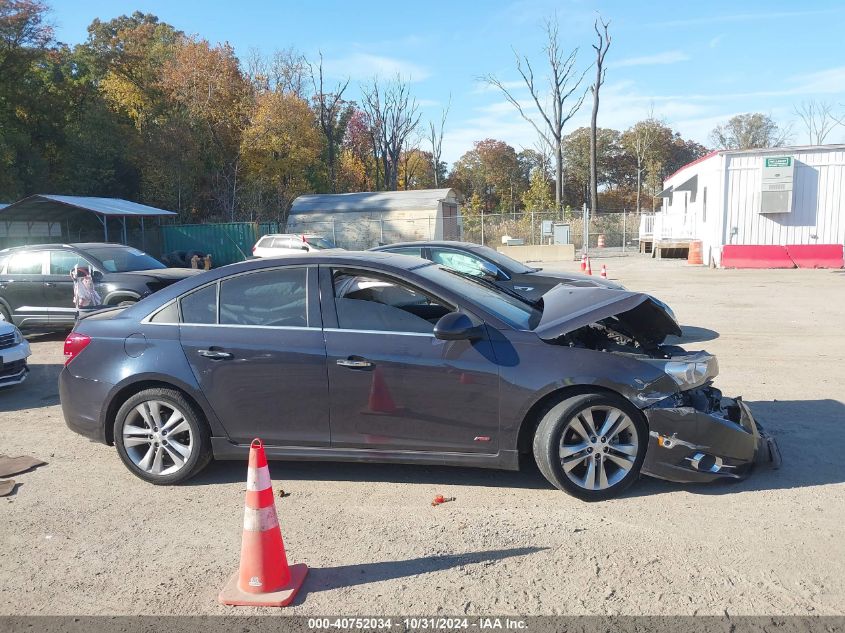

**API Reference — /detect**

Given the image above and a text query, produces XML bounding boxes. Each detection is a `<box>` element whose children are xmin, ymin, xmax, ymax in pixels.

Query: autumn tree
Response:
<box><xmin>521</xmin><ymin>167</ymin><xmax>554</xmax><ymax>212</ymax></box>
<box><xmin>450</xmin><ymin>139</ymin><xmax>524</xmax><ymax>213</ymax></box>
<box><xmin>710</xmin><ymin>113</ymin><xmax>790</xmax><ymax>150</ymax></box>
<box><xmin>311</xmin><ymin>54</ymin><xmax>353</xmax><ymax>193</ymax></box>
<box><xmin>484</xmin><ymin>16</ymin><xmax>587</xmax><ymax>213</ymax></box>
<box><xmin>241</xmin><ymin>91</ymin><xmax>322</xmax><ymax>220</ymax></box>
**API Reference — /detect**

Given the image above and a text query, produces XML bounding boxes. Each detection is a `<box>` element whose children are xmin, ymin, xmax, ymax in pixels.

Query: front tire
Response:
<box><xmin>114</xmin><ymin>388</ymin><xmax>212</xmax><ymax>484</ymax></box>
<box><xmin>533</xmin><ymin>393</ymin><xmax>647</xmax><ymax>501</ymax></box>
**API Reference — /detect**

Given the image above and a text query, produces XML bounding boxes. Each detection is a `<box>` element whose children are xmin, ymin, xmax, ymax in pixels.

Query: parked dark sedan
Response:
<box><xmin>0</xmin><ymin>243</ymin><xmax>203</xmax><ymax>328</ymax></box>
<box><xmin>60</xmin><ymin>252</ymin><xmax>779</xmax><ymax>500</ymax></box>
<box><xmin>371</xmin><ymin>241</ymin><xmax>624</xmax><ymax>300</ymax></box>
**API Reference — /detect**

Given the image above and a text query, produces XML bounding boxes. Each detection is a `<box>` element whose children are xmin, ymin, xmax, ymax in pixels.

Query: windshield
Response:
<box><xmin>466</xmin><ymin>244</ymin><xmax>537</xmax><ymax>274</ymax></box>
<box><xmin>305</xmin><ymin>236</ymin><xmax>335</xmax><ymax>250</ymax></box>
<box><xmin>85</xmin><ymin>246</ymin><xmax>166</xmax><ymax>272</ymax></box>
<box><xmin>414</xmin><ymin>263</ymin><xmax>541</xmax><ymax>330</ymax></box>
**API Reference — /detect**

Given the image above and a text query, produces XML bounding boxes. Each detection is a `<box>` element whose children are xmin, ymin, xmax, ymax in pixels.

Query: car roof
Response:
<box><xmin>258</xmin><ymin>234</ymin><xmax>324</xmax><ymax>239</ymax></box>
<box><xmin>0</xmin><ymin>242</ymin><xmax>126</xmax><ymax>253</ymax></box>
<box><xmin>237</xmin><ymin>250</ymin><xmax>430</xmax><ymax>271</ymax></box>
<box><xmin>371</xmin><ymin>240</ymin><xmax>484</xmax><ymax>251</ymax></box>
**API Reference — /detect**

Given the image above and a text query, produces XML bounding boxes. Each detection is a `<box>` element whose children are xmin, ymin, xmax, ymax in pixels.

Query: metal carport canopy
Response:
<box><xmin>0</xmin><ymin>195</ymin><xmax>177</xmax><ymax>243</ymax></box>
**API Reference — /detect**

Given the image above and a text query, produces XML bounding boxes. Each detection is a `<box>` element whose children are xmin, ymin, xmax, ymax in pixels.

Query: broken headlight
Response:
<box><xmin>647</xmin><ymin>353</ymin><xmax>719</xmax><ymax>391</ymax></box>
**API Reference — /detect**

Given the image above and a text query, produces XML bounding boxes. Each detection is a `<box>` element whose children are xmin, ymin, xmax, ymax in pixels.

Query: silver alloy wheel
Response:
<box><xmin>559</xmin><ymin>405</ymin><xmax>638</xmax><ymax>491</ymax></box>
<box><xmin>122</xmin><ymin>400</ymin><xmax>193</xmax><ymax>476</ymax></box>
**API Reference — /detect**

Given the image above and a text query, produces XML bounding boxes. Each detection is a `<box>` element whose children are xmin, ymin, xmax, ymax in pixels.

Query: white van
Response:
<box><xmin>251</xmin><ymin>234</ymin><xmax>336</xmax><ymax>257</ymax></box>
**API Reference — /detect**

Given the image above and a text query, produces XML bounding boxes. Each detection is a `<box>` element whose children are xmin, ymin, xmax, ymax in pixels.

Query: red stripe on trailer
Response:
<box><xmin>721</xmin><ymin>245</ymin><xmax>795</xmax><ymax>269</ymax></box>
<box><xmin>785</xmin><ymin>244</ymin><xmax>844</xmax><ymax>269</ymax></box>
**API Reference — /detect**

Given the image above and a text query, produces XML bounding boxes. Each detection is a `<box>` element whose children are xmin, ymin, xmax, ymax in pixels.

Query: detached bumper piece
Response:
<box><xmin>642</xmin><ymin>386</ymin><xmax>781</xmax><ymax>484</ymax></box>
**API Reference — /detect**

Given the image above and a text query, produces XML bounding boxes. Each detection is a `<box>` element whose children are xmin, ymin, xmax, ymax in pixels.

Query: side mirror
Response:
<box><xmin>300</xmin><ymin>245</ymin><xmax>309</xmax><ymax>251</ymax></box>
<box><xmin>478</xmin><ymin>260</ymin><xmax>500</xmax><ymax>281</ymax></box>
<box><xmin>433</xmin><ymin>312</ymin><xmax>482</xmax><ymax>341</ymax></box>
<box><xmin>91</xmin><ymin>270</ymin><xmax>103</xmax><ymax>282</ymax></box>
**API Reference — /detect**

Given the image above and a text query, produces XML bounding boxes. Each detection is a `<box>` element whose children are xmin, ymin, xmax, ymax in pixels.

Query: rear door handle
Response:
<box><xmin>336</xmin><ymin>358</ymin><xmax>374</xmax><ymax>369</ymax></box>
<box><xmin>44</xmin><ymin>282</ymin><xmax>56</xmax><ymax>287</ymax></box>
<box><xmin>197</xmin><ymin>349</ymin><xmax>233</xmax><ymax>360</ymax></box>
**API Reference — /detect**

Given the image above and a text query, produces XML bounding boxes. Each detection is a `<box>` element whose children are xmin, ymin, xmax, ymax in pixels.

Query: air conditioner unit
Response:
<box><xmin>760</xmin><ymin>156</ymin><xmax>794</xmax><ymax>214</ymax></box>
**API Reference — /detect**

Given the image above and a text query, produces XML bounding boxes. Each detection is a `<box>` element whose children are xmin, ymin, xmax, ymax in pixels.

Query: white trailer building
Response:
<box><xmin>646</xmin><ymin>145</ymin><xmax>845</xmax><ymax>267</ymax></box>
<box><xmin>287</xmin><ymin>188</ymin><xmax>461</xmax><ymax>250</ymax></box>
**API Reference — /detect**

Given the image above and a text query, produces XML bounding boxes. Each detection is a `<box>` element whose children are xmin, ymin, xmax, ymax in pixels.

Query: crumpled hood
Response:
<box><xmin>121</xmin><ymin>268</ymin><xmax>205</xmax><ymax>281</ymax></box>
<box><xmin>531</xmin><ymin>270</ymin><xmax>624</xmax><ymax>290</ymax></box>
<box><xmin>534</xmin><ymin>285</ymin><xmax>682</xmax><ymax>345</ymax></box>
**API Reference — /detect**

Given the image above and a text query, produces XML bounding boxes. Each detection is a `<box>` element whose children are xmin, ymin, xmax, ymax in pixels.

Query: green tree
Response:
<box><xmin>521</xmin><ymin>168</ymin><xmax>554</xmax><ymax>212</ymax></box>
<box><xmin>710</xmin><ymin>113</ymin><xmax>789</xmax><ymax>150</ymax></box>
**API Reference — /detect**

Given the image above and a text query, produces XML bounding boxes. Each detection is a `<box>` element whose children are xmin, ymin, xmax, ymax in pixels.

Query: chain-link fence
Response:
<box><xmin>272</xmin><ymin>208</ymin><xmax>649</xmax><ymax>256</ymax></box>
<box><xmin>470</xmin><ymin>209</ymin><xmax>648</xmax><ymax>255</ymax></box>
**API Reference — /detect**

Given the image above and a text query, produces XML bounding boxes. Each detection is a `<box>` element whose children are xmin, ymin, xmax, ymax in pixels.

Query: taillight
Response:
<box><xmin>64</xmin><ymin>332</ymin><xmax>91</xmax><ymax>365</ymax></box>
<box><xmin>252</xmin><ymin>244</ymin><xmax>257</xmax><ymax>253</ymax></box>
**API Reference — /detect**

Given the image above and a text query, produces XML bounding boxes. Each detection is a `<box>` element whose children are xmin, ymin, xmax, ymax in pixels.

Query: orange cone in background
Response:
<box><xmin>580</xmin><ymin>253</ymin><xmax>587</xmax><ymax>271</ymax></box>
<box><xmin>600</xmin><ymin>264</ymin><xmax>608</xmax><ymax>279</ymax></box>
<box><xmin>367</xmin><ymin>366</ymin><xmax>398</xmax><ymax>414</ymax></box>
<box><xmin>219</xmin><ymin>439</ymin><xmax>307</xmax><ymax>607</ymax></box>
<box><xmin>586</xmin><ymin>257</ymin><xmax>592</xmax><ymax>276</ymax></box>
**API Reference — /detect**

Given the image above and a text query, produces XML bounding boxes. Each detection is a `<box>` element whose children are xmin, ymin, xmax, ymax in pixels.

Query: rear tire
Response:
<box><xmin>533</xmin><ymin>392</ymin><xmax>647</xmax><ymax>501</ymax></box>
<box><xmin>114</xmin><ymin>388</ymin><xmax>212</xmax><ymax>485</ymax></box>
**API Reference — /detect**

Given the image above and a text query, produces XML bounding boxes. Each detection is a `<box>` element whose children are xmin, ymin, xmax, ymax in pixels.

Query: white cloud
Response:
<box><xmin>323</xmin><ymin>52</ymin><xmax>431</xmax><ymax>82</ymax></box>
<box><xmin>650</xmin><ymin>8</ymin><xmax>842</xmax><ymax>28</ymax></box>
<box><xmin>615</xmin><ymin>50</ymin><xmax>690</xmax><ymax>68</ymax></box>
<box><xmin>709</xmin><ymin>35</ymin><xmax>724</xmax><ymax>48</ymax></box>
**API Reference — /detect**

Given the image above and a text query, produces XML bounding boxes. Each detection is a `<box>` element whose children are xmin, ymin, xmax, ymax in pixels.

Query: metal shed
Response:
<box><xmin>0</xmin><ymin>195</ymin><xmax>176</xmax><ymax>249</ymax></box>
<box><xmin>287</xmin><ymin>188</ymin><xmax>461</xmax><ymax>249</ymax></box>
<box><xmin>648</xmin><ymin>145</ymin><xmax>845</xmax><ymax>266</ymax></box>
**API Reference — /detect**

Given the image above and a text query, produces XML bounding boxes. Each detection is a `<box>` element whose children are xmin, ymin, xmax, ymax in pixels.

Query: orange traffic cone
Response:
<box><xmin>366</xmin><ymin>367</ymin><xmax>398</xmax><ymax>414</ymax></box>
<box><xmin>586</xmin><ymin>257</ymin><xmax>593</xmax><ymax>276</ymax></box>
<box><xmin>580</xmin><ymin>253</ymin><xmax>587</xmax><ymax>272</ymax></box>
<box><xmin>600</xmin><ymin>264</ymin><xmax>607</xmax><ymax>279</ymax></box>
<box><xmin>219</xmin><ymin>439</ymin><xmax>307</xmax><ymax>607</ymax></box>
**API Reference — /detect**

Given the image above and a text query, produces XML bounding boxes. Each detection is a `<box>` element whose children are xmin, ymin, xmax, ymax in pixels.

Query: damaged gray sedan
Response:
<box><xmin>59</xmin><ymin>252</ymin><xmax>780</xmax><ymax>501</ymax></box>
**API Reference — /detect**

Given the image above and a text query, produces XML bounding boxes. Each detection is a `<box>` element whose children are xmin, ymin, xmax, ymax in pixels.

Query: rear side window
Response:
<box><xmin>220</xmin><ymin>268</ymin><xmax>308</xmax><ymax>327</ymax></box>
<box><xmin>7</xmin><ymin>252</ymin><xmax>44</xmax><ymax>274</ymax></box>
<box><xmin>50</xmin><ymin>250</ymin><xmax>85</xmax><ymax>275</ymax></box>
<box><xmin>150</xmin><ymin>302</ymin><xmax>179</xmax><ymax>324</ymax></box>
<box><xmin>386</xmin><ymin>247</ymin><xmax>424</xmax><ymax>258</ymax></box>
<box><xmin>180</xmin><ymin>284</ymin><xmax>217</xmax><ymax>324</ymax></box>
<box><xmin>257</xmin><ymin>237</ymin><xmax>274</xmax><ymax>248</ymax></box>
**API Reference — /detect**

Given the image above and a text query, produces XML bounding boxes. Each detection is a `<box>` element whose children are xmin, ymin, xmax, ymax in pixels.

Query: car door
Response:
<box><xmin>0</xmin><ymin>250</ymin><xmax>49</xmax><ymax>327</ymax></box>
<box><xmin>44</xmin><ymin>250</ymin><xmax>89</xmax><ymax>325</ymax></box>
<box><xmin>321</xmin><ymin>265</ymin><xmax>500</xmax><ymax>454</ymax></box>
<box><xmin>178</xmin><ymin>265</ymin><xmax>331</xmax><ymax>446</ymax></box>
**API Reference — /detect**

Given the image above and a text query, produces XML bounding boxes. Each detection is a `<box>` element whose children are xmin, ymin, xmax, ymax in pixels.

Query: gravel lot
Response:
<box><xmin>1</xmin><ymin>256</ymin><xmax>843</xmax><ymax>616</ymax></box>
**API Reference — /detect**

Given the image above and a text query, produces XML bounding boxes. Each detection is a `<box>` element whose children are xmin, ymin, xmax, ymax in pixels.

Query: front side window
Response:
<box><xmin>180</xmin><ymin>284</ymin><xmax>217</xmax><ymax>324</ymax></box>
<box><xmin>50</xmin><ymin>250</ymin><xmax>86</xmax><ymax>275</ymax></box>
<box><xmin>332</xmin><ymin>269</ymin><xmax>451</xmax><ymax>334</ymax></box>
<box><xmin>430</xmin><ymin>248</ymin><xmax>490</xmax><ymax>277</ymax></box>
<box><xmin>220</xmin><ymin>268</ymin><xmax>308</xmax><ymax>327</ymax></box>
<box><xmin>7</xmin><ymin>251</ymin><xmax>44</xmax><ymax>275</ymax></box>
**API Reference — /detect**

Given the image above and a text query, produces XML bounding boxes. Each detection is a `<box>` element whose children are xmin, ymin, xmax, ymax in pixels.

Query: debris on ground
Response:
<box><xmin>0</xmin><ymin>455</ymin><xmax>46</xmax><ymax>478</ymax></box>
<box><xmin>278</xmin><ymin>488</ymin><xmax>290</xmax><ymax>498</ymax></box>
<box><xmin>0</xmin><ymin>479</ymin><xmax>16</xmax><ymax>496</ymax></box>
<box><xmin>431</xmin><ymin>494</ymin><xmax>456</xmax><ymax>507</ymax></box>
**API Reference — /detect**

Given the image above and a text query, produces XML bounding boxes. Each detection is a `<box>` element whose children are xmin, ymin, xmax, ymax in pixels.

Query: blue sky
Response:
<box><xmin>49</xmin><ymin>0</ymin><xmax>845</xmax><ymax>165</ymax></box>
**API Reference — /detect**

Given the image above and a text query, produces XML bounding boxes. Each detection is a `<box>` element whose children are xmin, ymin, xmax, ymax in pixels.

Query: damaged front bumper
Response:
<box><xmin>642</xmin><ymin>386</ymin><xmax>781</xmax><ymax>483</ymax></box>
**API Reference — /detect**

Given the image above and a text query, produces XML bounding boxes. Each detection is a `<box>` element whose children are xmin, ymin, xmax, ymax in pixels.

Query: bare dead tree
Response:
<box><xmin>483</xmin><ymin>16</ymin><xmax>588</xmax><ymax>213</ymax></box>
<box><xmin>629</xmin><ymin>107</ymin><xmax>660</xmax><ymax>214</ymax></box>
<box><xmin>428</xmin><ymin>95</ymin><xmax>451</xmax><ymax>187</ymax></box>
<box><xmin>589</xmin><ymin>17</ymin><xmax>611</xmax><ymax>215</ymax></box>
<box><xmin>794</xmin><ymin>100</ymin><xmax>840</xmax><ymax>145</ymax></box>
<box><xmin>271</xmin><ymin>47</ymin><xmax>309</xmax><ymax>98</ymax></box>
<box><xmin>312</xmin><ymin>52</ymin><xmax>350</xmax><ymax>192</ymax></box>
<box><xmin>361</xmin><ymin>75</ymin><xmax>421</xmax><ymax>191</ymax></box>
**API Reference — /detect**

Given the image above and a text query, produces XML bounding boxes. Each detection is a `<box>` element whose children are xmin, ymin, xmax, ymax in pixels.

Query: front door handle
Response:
<box><xmin>197</xmin><ymin>349</ymin><xmax>233</xmax><ymax>360</ymax></box>
<box><xmin>44</xmin><ymin>282</ymin><xmax>56</xmax><ymax>287</ymax></box>
<box><xmin>336</xmin><ymin>358</ymin><xmax>374</xmax><ymax>369</ymax></box>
